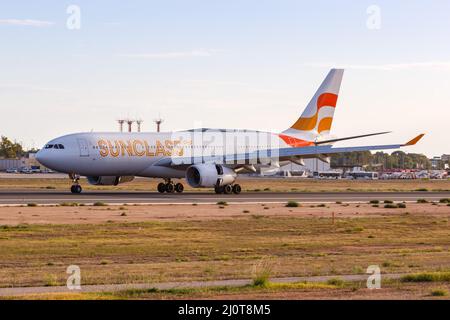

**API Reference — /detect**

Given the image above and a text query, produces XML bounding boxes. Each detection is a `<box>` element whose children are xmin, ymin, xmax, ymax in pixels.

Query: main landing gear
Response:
<box><xmin>69</xmin><ymin>174</ymin><xmax>82</xmax><ymax>194</ymax></box>
<box><xmin>214</xmin><ymin>184</ymin><xmax>241</xmax><ymax>195</ymax></box>
<box><xmin>157</xmin><ymin>179</ymin><xmax>184</xmax><ymax>193</ymax></box>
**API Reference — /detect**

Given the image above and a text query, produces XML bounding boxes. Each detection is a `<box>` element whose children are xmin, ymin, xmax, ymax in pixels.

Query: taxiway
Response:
<box><xmin>0</xmin><ymin>190</ymin><xmax>449</xmax><ymax>205</ymax></box>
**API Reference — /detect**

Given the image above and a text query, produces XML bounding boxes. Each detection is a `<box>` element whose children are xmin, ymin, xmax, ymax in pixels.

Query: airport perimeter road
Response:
<box><xmin>0</xmin><ymin>190</ymin><xmax>449</xmax><ymax>205</ymax></box>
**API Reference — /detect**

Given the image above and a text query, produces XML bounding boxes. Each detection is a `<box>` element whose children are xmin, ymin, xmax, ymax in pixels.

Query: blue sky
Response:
<box><xmin>1</xmin><ymin>0</ymin><xmax>449</xmax><ymax>156</ymax></box>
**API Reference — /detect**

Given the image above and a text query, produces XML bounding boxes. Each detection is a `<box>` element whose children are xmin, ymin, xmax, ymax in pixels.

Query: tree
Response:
<box><xmin>331</xmin><ymin>150</ymin><xmax>431</xmax><ymax>170</ymax></box>
<box><xmin>0</xmin><ymin>136</ymin><xmax>24</xmax><ymax>158</ymax></box>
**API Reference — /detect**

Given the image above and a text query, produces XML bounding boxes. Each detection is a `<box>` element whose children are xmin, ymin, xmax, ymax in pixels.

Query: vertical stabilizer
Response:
<box><xmin>282</xmin><ymin>69</ymin><xmax>344</xmax><ymax>140</ymax></box>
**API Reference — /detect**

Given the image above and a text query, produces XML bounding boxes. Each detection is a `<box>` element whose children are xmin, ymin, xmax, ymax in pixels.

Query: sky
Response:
<box><xmin>0</xmin><ymin>0</ymin><xmax>449</xmax><ymax>156</ymax></box>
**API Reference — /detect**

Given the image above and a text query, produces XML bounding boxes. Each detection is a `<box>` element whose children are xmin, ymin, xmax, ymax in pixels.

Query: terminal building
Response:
<box><xmin>280</xmin><ymin>159</ymin><xmax>330</xmax><ymax>173</ymax></box>
<box><xmin>430</xmin><ymin>154</ymin><xmax>450</xmax><ymax>169</ymax></box>
<box><xmin>259</xmin><ymin>159</ymin><xmax>331</xmax><ymax>177</ymax></box>
<box><xmin>0</xmin><ymin>153</ymin><xmax>40</xmax><ymax>171</ymax></box>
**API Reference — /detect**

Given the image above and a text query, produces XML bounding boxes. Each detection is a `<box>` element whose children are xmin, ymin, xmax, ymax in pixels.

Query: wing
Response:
<box><xmin>314</xmin><ymin>131</ymin><xmax>391</xmax><ymax>145</ymax></box>
<box><xmin>164</xmin><ymin>134</ymin><xmax>425</xmax><ymax>167</ymax></box>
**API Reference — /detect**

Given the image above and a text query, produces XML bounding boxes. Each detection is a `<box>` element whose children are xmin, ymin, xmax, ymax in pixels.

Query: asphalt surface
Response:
<box><xmin>0</xmin><ymin>190</ymin><xmax>449</xmax><ymax>205</ymax></box>
<box><xmin>0</xmin><ymin>273</ymin><xmax>403</xmax><ymax>297</ymax></box>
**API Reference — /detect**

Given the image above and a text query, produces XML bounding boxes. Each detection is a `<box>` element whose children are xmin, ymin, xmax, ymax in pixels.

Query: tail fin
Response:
<box><xmin>283</xmin><ymin>69</ymin><xmax>344</xmax><ymax>139</ymax></box>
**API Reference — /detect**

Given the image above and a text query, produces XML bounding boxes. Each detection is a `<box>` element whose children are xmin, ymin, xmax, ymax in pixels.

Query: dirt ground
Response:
<box><xmin>0</xmin><ymin>202</ymin><xmax>449</xmax><ymax>225</ymax></box>
<box><xmin>7</xmin><ymin>282</ymin><xmax>450</xmax><ymax>300</ymax></box>
<box><xmin>0</xmin><ymin>199</ymin><xmax>449</xmax><ymax>299</ymax></box>
<box><xmin>186</xmin><ymin>283</ymin><xmax>450</xmax><ymax>300</ymax></box>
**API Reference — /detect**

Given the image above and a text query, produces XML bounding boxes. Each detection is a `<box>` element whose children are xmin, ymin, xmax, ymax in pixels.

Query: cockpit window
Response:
<box><xmin>44</xmin><ymin>144</ymin><xmax>64</xmax><ymax>149</ymax></box>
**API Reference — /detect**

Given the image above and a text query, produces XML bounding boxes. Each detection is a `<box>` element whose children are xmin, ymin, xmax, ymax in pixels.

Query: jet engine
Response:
<box><xmin>87</xmin><ymin>176</ymin><xmax>135</xmax><ymax>186</ymax></box>
<box><xmin>186</xmin><ymin>164</ymin><xmax>236</xmax><ymax>188</ymax></box>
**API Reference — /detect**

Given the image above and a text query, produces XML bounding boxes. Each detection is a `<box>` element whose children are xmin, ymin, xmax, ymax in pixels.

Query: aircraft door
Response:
<box><xmin>77</xmin><ymin>138</ymin><xmax>90</xmax><ymax>157</ymax></box>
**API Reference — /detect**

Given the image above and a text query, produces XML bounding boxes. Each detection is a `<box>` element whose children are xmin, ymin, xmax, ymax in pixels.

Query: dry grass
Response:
<box><xmin>401</xmin><ymin>271</ymin><xmax>450</xmax><ymax>282</ymax></box>
<box><xmin>1</xmin><ymin>201</ymin><xmax>448</xmax><ymax>225</ymax></box>
<box><xmin>5</xmin><ymin>281</ymin><xmax>450</xmax><ymax>300</ymax></box>
<box><xmin>0</xmin><ymin>209</ymin><xmax>449</xmax><ymax>289</ymax></box>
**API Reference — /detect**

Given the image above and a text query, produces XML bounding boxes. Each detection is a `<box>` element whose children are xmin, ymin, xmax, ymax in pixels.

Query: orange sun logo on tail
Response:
<box><xmin>281</xmin><ymin>69</ymin><xmax>344</xmax><ymax>145</ymax></box>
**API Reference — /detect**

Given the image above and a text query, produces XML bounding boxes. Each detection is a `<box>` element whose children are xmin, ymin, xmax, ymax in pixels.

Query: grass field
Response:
<box><xmin>0</xmin><ymin>201</ymin><xmax>449</xmax><ymax>299</ymax></box>
<box><xmin>1</xmin><ymin>176</ymin><xmax>450</xmax><ymax>192</ymax></box>
<box><xmin>7</xmin><ymin>280</ymin><xmax>450</xmax><ymax>300</ymax></box>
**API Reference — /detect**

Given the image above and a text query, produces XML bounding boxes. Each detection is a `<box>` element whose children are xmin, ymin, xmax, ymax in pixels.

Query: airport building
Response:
<box><xmin>0</xmin><ymin>158</ymin><xmax>27</xmax><ymax>171</ymax></box>
<box><xmin>430</xmin><ymin>154</ymin><xmax>450</xmax><ymax>169</ymax></box>
<box><xmin>259</xmin><ymin>159</ymin><xmax>330</xmax><ymax>177</ymax></box>
<box><xmin>0</xmin><ymin>153</ymin><xmax>40</xmax><ymax>171</ymax></box>
<box><xmin>280</xmin><ymin>159</ymin><xmax>330</xmax><ymax>173</ymax></box>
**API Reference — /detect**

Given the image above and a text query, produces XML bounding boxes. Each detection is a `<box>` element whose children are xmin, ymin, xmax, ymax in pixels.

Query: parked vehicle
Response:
<box><xmin>20</xmin><ymin>167</ymin><xmax>33</xmax><ymax>174</ymax></box>
<box><xmin>345</xmin><ymin>171</ymin><xmax>379</xmax><ymax>180</ymax></box>
<box><xmin>313</xmin><ymin>171</ymin><xmax>342</xmax><ymax>179</ymax></box>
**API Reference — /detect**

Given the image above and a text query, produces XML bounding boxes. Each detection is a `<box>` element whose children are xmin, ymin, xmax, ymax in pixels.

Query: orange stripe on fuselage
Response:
<box><xmin>278</xmin><ymin>134</ymin><xmax>315</xmax><ymax>147</ymax></box>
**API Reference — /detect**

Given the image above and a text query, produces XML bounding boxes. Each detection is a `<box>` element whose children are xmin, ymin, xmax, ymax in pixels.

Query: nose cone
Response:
<box><xmin>35</xmin><ymin>149</ymin><xmax>51</xmax><ymax>168</ymax></box>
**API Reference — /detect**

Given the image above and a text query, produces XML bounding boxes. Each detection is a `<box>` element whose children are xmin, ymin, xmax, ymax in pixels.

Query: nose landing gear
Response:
<box><xmin>70</xmin><ymin>184</ymin><xmax>82</xmax><ymax>194</ymax></box>
<box><xmin>69</xmin><ymin>174</ymin><xmax>82</xmax><ymax>194</ymax></box>
<box><xmin>157</xmin><ymin>179</ymin><xmax>184</xmax><ymax>193</ymax></box>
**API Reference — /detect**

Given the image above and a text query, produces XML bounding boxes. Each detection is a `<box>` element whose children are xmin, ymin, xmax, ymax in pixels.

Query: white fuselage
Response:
<box><xmin>35</xmin><ymin>130</ymin><xmax>307</xmax><ymax>179</ymax></box>
<box><xmin>34</xmin><ymin>69</ymin><xmax>422</xmax><ymax>189</ymax></box>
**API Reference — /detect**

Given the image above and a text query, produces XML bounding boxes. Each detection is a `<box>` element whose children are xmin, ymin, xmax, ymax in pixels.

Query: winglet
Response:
<box><xmin>403</xmin><ymin>134</ymin><xmax>425</xmax><ymax>146</ymax></box>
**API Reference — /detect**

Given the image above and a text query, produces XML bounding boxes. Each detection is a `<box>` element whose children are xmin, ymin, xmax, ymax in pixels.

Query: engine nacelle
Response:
<box><xmin>186</xmin><ymin>164</ymin><xmax>236</xmax><ymax>188</ymax></box>
<box><xmin>87</xmin><ymin>176</ymin><xmax>135</xmax><ymax>186</ymax></box>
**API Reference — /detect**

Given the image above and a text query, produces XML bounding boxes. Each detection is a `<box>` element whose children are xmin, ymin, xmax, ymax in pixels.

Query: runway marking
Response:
<box><xmin>0</xmin><ymin>196</ymin><xmax>446</xmax><ymax>201</ymax></box>
<box><xmin>0</xmin><ymin>191</ymin><xmax>448</xmax><ymax>205</ymax></box>
<box><xmin>0</xmin><ymin>199</ymin><xmax>446</xmax><ymax>207</ymax></box>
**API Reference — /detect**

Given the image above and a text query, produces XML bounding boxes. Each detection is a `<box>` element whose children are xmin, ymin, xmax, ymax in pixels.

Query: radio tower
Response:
<box><xmin>136</xmin><ymin>119</ymin><xmax>143</xmax><ymax>132</ymax></box>
<box><xmin>154</xmin><ymin>116</ymin><xmax>164</xmax><ymax>132</ymax></box>
<box><xmin>117</xmin><ymin>119</ymin><xmax>125</xmax><ymax>132</ymax></box>
<box><xmin>126</xmin><ymin>119</ymin><xmax>134</xmax><ymax>132</ymax></box>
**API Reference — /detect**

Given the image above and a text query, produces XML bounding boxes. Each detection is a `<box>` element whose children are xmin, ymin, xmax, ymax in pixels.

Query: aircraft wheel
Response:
<box><xmin>223</xmin><ymin>184</ymin><xmax>233</xmax><ymax>194</ymax></box>
<box><xmin>175</xmin><ymin>183</ymin><xmax>184</xmax><ymax>193</ymax></box>
<box><xmin>71</xmin><ymin>185</ymin><xmax>82</xmax><ymax>194</ymax></box>
<box><xmin>157</xmin><ymin>182</ymin><xmax>166</xmax><ymax>193</ymax></box>
<box><xmin>214</xmin><ymin>186</ymin><xmax>224</xmax><ymax>194</ymax></box>
<box><xmin>232</xmin><ymin>184</ymin><xmax>241</xmax><ymax>194</ymax></box>
<box><xmin>165</xmin><ymin>183</ymin><xmax>175</xmax><ymax>193</ymax></box>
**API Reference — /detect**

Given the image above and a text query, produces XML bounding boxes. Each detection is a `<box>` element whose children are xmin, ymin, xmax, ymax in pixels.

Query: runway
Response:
<box><xmin>0</xmin><ymin>190</ymin><xmax>449</xmax><ymax>205</ymax></box>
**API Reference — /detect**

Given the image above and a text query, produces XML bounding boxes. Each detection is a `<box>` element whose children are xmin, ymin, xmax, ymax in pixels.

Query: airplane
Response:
<box><xmin>35</xmin><ymin>69</ymin><xmax>424</xmax><ymax>195</ymax></box>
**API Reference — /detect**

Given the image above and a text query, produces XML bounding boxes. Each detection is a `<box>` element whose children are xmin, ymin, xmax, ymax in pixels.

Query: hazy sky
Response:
<box><xmin>0</xmin><ymin>0</ymin><xmax>449</xmax><ymax>156</ymax></box>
